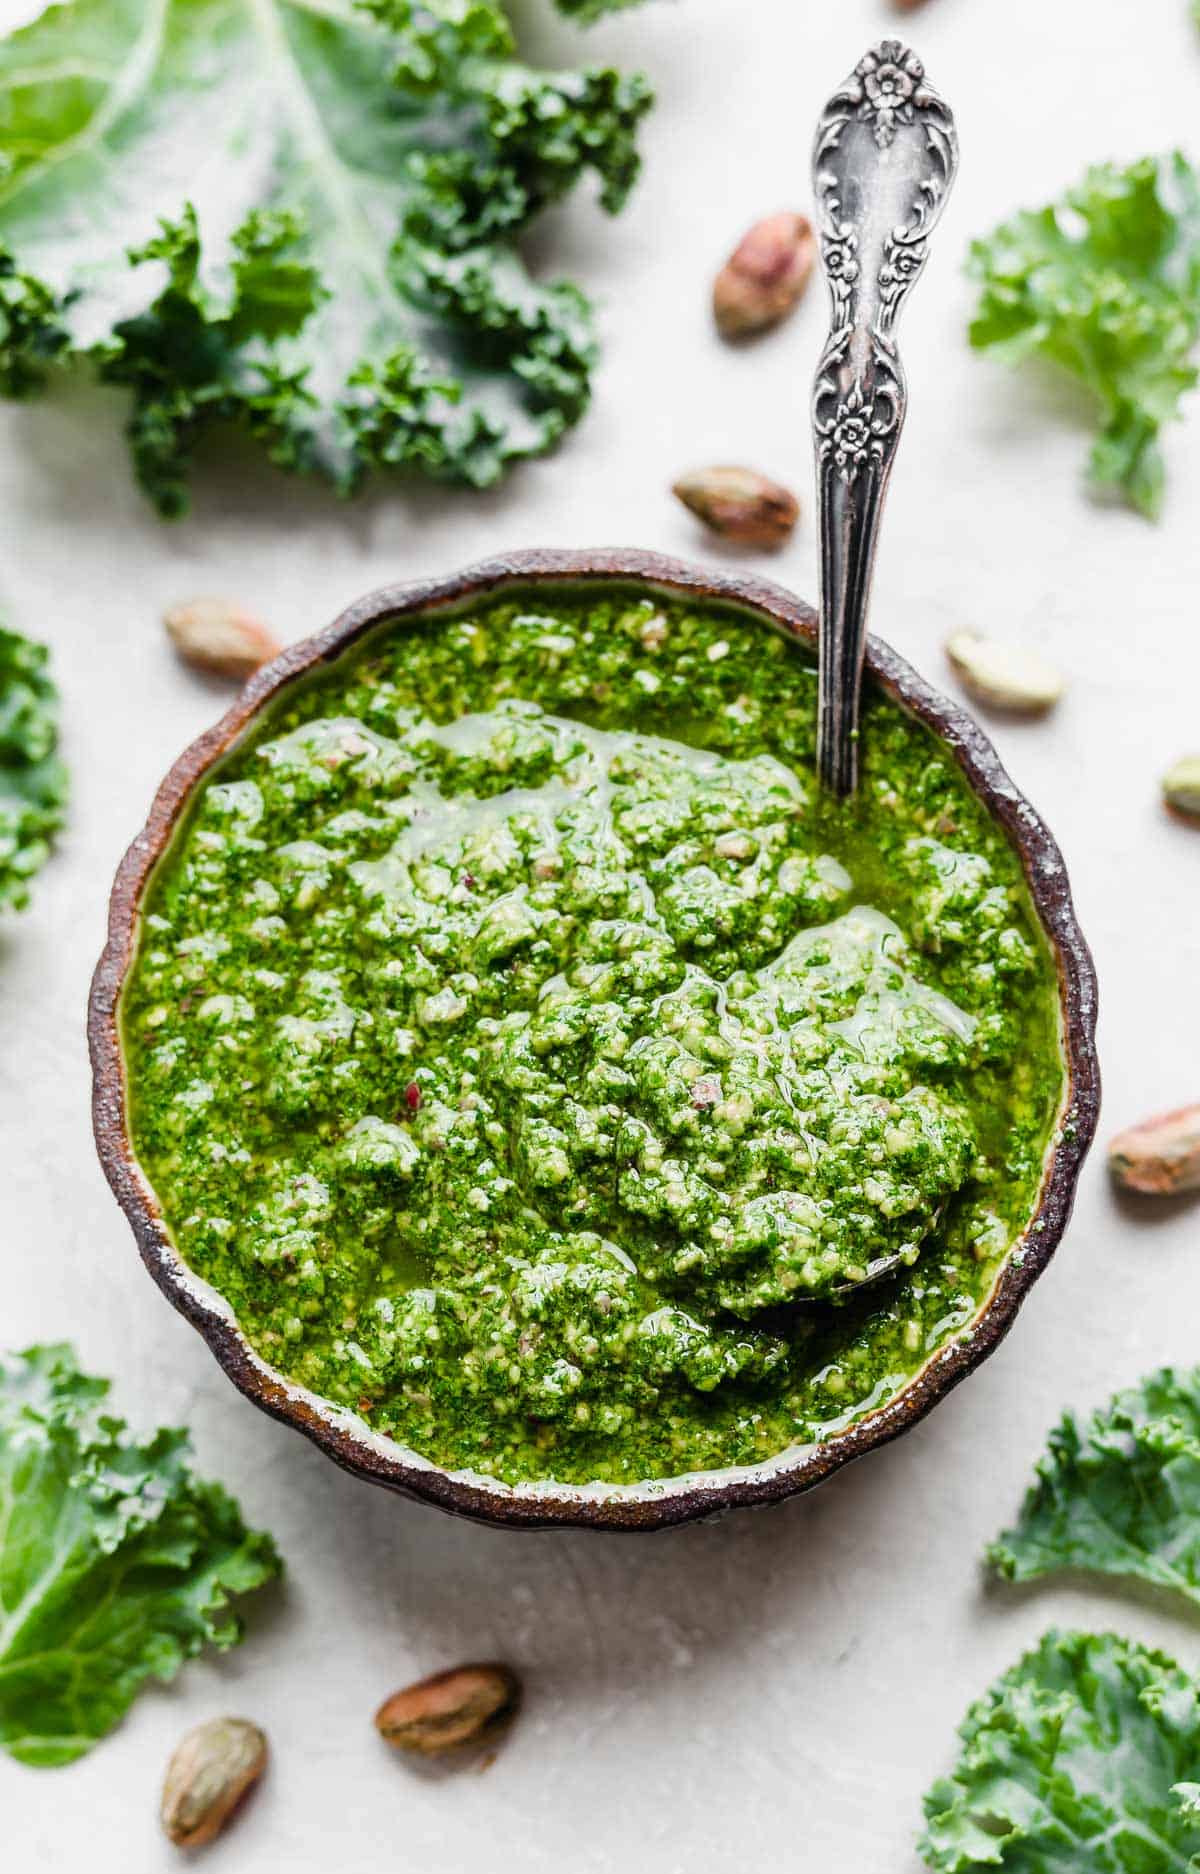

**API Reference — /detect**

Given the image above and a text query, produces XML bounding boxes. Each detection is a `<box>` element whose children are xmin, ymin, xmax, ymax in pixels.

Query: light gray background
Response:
<box><xmin>3</xmin><ymin>0</ymin><xmax>1199</xmax><ymax>1865</ymax></box>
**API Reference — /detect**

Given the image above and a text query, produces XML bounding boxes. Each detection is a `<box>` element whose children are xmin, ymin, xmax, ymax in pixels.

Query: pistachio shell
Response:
<box><xmin>1109</xmin><ymin>1104</ymin><xmax>1200</xmax><ymax>1197</ymax></box>
<box><xmin>713</xmin><ymin>213</ymin><xmax>815</xmax><ymax>340</ymax></box>
<box><xmin>164</xmin><ymin>597</ymin><xmax>282</xmax><ymax>681</ymax></box>
<box><xmin>945</xmin><ymin>632</ymin><xmax>1065</xmax><ymax>714</ymax></box>
<box><xmin>375</xmin><ymin>1663</ymin><xmax>521</xmax><ymax>1755</ymax></box>
<box><xmin>160</xmin><ymin>1718</ymin><xmax>267</xmax><ymax>1848</ymax></box>
<box><xmin>672</xmin><ymin>466</ymin><xmax>799</xmax><ymax>549</ymax></box>
<box><xmin>1163</xmin><ymin>755</ymin><xmax>1200</xmax><ymax>820</ymax></box>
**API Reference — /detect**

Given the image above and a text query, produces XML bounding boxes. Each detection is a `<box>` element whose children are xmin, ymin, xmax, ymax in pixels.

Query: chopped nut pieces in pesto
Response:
<box><xmin>124</xmin><ymin>591</ymin><xmax>1063</xmax><ymax>1485</ymax></box>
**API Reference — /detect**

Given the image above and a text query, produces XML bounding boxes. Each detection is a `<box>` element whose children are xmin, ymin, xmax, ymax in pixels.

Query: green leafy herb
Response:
<box><xmin>553</xmin><ymin>0</ymin><xmax>656</xmax><ymax>20</ymax></box>
<box><xmin>990</xmin><ymin>1366</ymin><xmax>1200</xmax><ymax>1609</ymax></box>
<box><xmin>0</xmin><ymin>625</ymin><xmax>66</xmax><ymax>913</ymax></box>
<box><xmin>0</xmin><ymin>0</ymin><xmax>653</xmax><ymax>516</ymax></box>
<box><xmin>967</xmin><ymin>153</ymin><xmax>1200</xmax><ymax>517</ymax></box>
<box><xmin>920</xmin><ymin>1630</ymin><xmax>1200</xmax><ymax>1872</ymax></box>
<box><xmin>0</xmin><ymin>1345</ymin><xmax>281</xmax><ymax>1768</ymax></box>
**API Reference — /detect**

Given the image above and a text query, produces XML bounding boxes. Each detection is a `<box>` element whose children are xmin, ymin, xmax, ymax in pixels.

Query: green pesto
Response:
<box><xmin>123</xmin><ymin>590</ymin><xmax>1064</xmax><ymax>1486</ymax></box>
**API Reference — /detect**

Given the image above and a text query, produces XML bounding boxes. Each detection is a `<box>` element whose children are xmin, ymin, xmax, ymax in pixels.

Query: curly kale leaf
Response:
<box><xmin>0</xmin><ymin>0</ymin><xmax>652</xmax><ymax>516</ymax></box>
<box><xmin>551</xmin><ymin>0</ymin><xmax>658</xmax><ymax>20</ymax></box>
<box><xmin>0</xmin><ymin>626</ymin><xmax>66</xmax><ymax>913</ymax></box>
<box><xmin>967</xmin><ymin>153</ymin><xmax>1200</xmax><ymax>517</ymax></box>
<box><xmin>921</xmin><ymin>1630</ymin><xmax>1200</xmax><ymax>1873</ymax></box>
<box><xmin>989</xmin><ymin>1367</ymin><xmax>1200</xmax><ymax>1609</ymax></box>
<box><xmin>0</xmin><ymin>1345</ymin><xmax>281</xmax><ymax>1767</ymax></box>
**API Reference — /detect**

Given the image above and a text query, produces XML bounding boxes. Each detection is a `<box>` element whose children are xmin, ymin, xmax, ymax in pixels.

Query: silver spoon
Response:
<box><xmin>811</xmin><ymin>40</ymin><xmax>959</xmax><ymax>797</ymax></box>
<box><xmin>801</xmin><ymin>44</ymin><xmax>959</xmax><ymax>1303</ymax></box>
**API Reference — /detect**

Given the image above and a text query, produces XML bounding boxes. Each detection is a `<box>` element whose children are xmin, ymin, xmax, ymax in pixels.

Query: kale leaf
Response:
<box><xmin>967</xmin><ymin>153</ymin><xmax>1200</xmax><ymax>517</ymax></box>
<box><xmin>0</xmin><ymin>0</ymin><xmax>653</xmax><ymax>515</ymax></box>
<box><xmin>989</xmin><ymin>1366</ymin><xmax>1200</xmax><ymax>1609</ymax></box>
<box><xmin>921</xmin><ymin>1630</ymin><xmax>1200</xmax><ymax>1873</ymax></box>
<box><xmin>552</xmin><ymin>0</ymin><xmax>657</xmax><ymax>20</ymax></box>
<box><xmin>0</xmin><ymin>1345</ymin><xmax>281</xmax><ymax>1767</ymax></box>
<box><xmin>0</xmin><ymin>625</ymin><xmax>66</xmax><ymax>913</ymax></box>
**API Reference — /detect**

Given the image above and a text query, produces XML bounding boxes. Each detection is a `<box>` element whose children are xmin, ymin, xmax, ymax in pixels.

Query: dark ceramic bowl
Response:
<box><xmin>89</xmin><ymin>550</ymin><xmax>1099</xmax><ymax>1531</ymax></box>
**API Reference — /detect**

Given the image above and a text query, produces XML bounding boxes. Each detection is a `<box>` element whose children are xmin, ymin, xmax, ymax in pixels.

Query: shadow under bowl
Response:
<box><xmin>88</xmin><ymin>548</ymin><xmax>1100</xmax><ymax>1532</ymax></box>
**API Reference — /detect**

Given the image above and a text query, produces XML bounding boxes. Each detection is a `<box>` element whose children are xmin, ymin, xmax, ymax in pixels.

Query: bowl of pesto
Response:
<box><xmin>90</xmin><ymin>551</ymin><xmax>1098</xmax><ymax>1529</ymax></box>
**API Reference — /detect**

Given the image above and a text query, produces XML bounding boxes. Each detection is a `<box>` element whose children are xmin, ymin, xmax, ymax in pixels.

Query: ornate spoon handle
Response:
<box><xmin>812</xmin><ymin>42</ymin><xmax>959</xmax><ymax>795</ymax></box>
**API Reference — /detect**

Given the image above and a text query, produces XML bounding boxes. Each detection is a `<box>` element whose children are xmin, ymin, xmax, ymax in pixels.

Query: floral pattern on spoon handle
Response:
<box><xmin>812</xmin><ymin>42</ymin><xmax>959</xmax><ymax>796</ymax></box>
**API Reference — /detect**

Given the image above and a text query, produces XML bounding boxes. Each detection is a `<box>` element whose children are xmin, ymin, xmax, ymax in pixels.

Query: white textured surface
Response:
<box><xmin>4</xmin><ymin>0</ymin><xmax>1200</xmax><ymax>1865</ymax></box>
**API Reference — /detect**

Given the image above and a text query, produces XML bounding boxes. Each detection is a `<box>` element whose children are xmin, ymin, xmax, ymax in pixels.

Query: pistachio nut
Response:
<box><xmin>673</xmin><ymin>466</ymin><xmax>799</xmax><ymax>550</ymax></box>
<box><xmin>164</xmin><ymin>597</ymin><xmax>282</xmax><ymax>681</ymax></box>
<box><xmin>945</xmin><ymin>632</ymin><xmax>1064</xmax><ymax>714</ymax></box>
<box><xmin>1109</xmin><ymin>1104</ymin><xmax>1200</xmax><ymax>1197</ymax></box>
<box><xmin>160</xmin><ymin>1717</ymin><xmax>267</xmax><ymax>1848</ymax></box>
<box><xmin>375</xmin><ymin>1663</ymin><xmax>521</xmax><ymax>1756</ymax></box>
<box><xmin>1163</xmin><ymin>755</ymin><xmax>1200</xmax><ymax>821</ymax></box>
<box><xmin>713</xmin><ymin>212</ymin><xmax>815</xmax><ymax>340</ymax></box>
